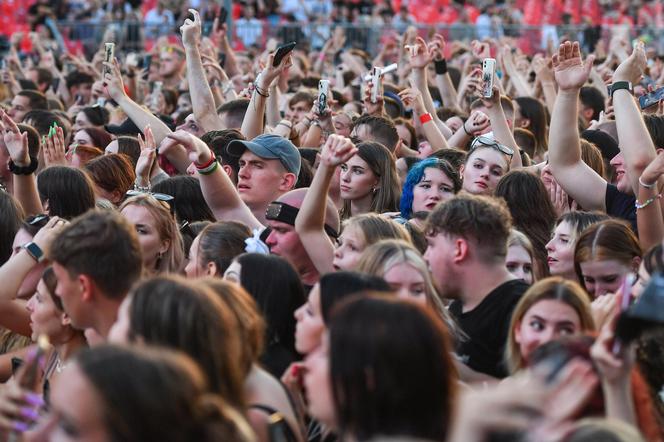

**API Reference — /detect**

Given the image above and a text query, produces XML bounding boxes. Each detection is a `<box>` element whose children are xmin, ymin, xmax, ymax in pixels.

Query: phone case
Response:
<box><xmin>371</xmin><ymin>67</ymin><xmax>380</xmax><ymax>104</ymax></box>
<box><xmin>482</xmin><ymin>58</ymin><xmax>496</xmax><ymax>98</ymax></box>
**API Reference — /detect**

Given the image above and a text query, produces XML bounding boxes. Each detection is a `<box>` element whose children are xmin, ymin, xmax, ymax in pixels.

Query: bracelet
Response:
<box><xmin>635</xmin><ymin>193</ymin><xmax>661</xmax><ymax>210</ymax></box>
<box><xmin>195</xmin><ymin>152</ymin><xmax>217</xmax><ymax>170</ymax></box>
<box><xmin>133</xmin><ymin>179</ymin><xmax>151</xmax><ymax>192</ymax></box>
<box><xmin>434</xmin><ymin>59</ymin><xmax>448</xmax><ymax>75</ymax></box>
<box><xmin>419</xmin><ymin>113</ymin><xmax>433</xmax><ymax>124</ymax></box>
<box><xmin>197</xmin><ymin>160</ymin><xmax>219</xmax><ymax>175</ymax></box>
<box><xmin>311</xmin><ymin>119</ymin><xmax>321</xmax><ymax>127</ymax></box>
<box><xmin>639</xmin><ymin>176</ymin><xmax>656</xmax><ymax>189</ymax></box>
<box><xmin>254</xmin><ymin>84</ymin><xmax>270</xmax><ymax>98</ymax></box>
<box><xmin>462</xmin><ymin>122</ymin><xmax>472</xmax><ymax>136</ymax></box>
<box><xmin>278</xmin><ymin>122</ymin><xmax>292</xmax><ymax>129</ymax></box>
<box><xmin>8</xmin><ymin>156</ymin><xmax>38</xmax><ymax>175</ymax></box>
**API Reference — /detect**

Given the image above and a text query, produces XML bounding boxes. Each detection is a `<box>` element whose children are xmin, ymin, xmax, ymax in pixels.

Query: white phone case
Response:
<box><xmin>482</xmin><ymin>58</ymin><xmax>496</xmax><ymax>98</ymax></box>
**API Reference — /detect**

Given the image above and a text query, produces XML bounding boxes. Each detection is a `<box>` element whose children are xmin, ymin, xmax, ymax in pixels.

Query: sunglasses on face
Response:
<box><xmin>470</xmin><ymin>136</ymin><xmax>514</xmax><ymax>159</ymax></box>
<box><xmin>125</xmin><ymin>190</ymin><xmax>176</xmax><ymax>215</ymax></box>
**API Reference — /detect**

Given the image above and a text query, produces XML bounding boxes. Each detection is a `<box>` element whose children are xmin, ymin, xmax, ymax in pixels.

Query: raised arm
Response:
<box><xmin>399</xmin><ymin>88</ymin><xmax>448</xmax><ymax>153</ymax></box>
<box><xmin>612</xmin><ymin>42</ymin><xmax>657</xmax><ymax>196</ymax></box>
<box><xmin>181</xmin><ymin>9</ymin><xmax>224</xmax><ymax>133</ymax></box>
<box><xmin>480</xmin><ymin>86</ymin><xmax>522</xmax><ymax>168</ymax></box>
<box><xmin>432</xmin><ymin>34</ymin><xmax>462</xmax><ymax>115</ymax></box>
<box><xmin>241</xmin><ymin>52</ymin><xmax>292</xmax><ymax>140</ymax></box>
<box><xmin>295</xmin><ymin>136</ymin><xmax>357</xmax><ymax>275</ymax></box>
<box><xmin>162</xmin><ymin>131</ymin><xmax>262</xmax><ymax>230</ymax></box>
<box><xmin>0</xmin><ymin>111</ymin><xmax>42</xmax><ymax>216</ymax></box>
<box><xmin>549</xmin><ymin>41</ymin><xmax>607</xmax><ymax>211</ymax></box>
<box><xmin>636</xmin><ymin>152</ymin><xmax>664</xmax><ymax>250</ymax></box>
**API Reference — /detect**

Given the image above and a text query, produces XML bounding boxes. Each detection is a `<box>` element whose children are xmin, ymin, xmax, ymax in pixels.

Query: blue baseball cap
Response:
<box><xmin>227</xmin><ymin>134</ymin><xmax>301</xmax><ymax>176</ymax></box>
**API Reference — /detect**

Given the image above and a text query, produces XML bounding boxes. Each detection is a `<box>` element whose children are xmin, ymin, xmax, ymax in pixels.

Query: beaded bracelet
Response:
<box><xmin>635</xmin><ymin>193</ymin><xmax>661</xmax><ymax>210</ymax></box>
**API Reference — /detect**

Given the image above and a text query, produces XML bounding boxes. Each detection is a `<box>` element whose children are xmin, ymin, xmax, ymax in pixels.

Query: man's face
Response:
<box><xmin>237</xmin><ymin>150</ymin><xmax>287</xmax><ymax>209</ymax></box>
<box><xmin>286</xmin><ymin>100</ymin><xmax>311</xmax><ymax>124</ymax></box>
<box><xmin>8</xmin><ymin>95</ymin><xmax>31</xmax><ymax>123</ymax></box>
<box><xmin>265</xmin><ymin>219</ymin><xmax>310</xmax><ymax>270</ymax></box>
<box><xmin>52</xmin><ymin>262</ymin><xmax>88</xmax><ymax>330</ymax></box>
<box><xmin>423</xmin><ymin>232</ymin><xmax>459</xmax><ymax>298</ymax></box>
<box><xmin>609</xmin><ymin>151</ymin><xmax>631</xmax><ymax>194</ymax></box>
<box><xmin>159</xmin><ymin>53</ymin><xmax>183</xmax><ymax>78</ymax></box>
<box><xmin>71</xmin><ymin>82</ymin><xmax>93</xmax><ymax>104</ymax></box>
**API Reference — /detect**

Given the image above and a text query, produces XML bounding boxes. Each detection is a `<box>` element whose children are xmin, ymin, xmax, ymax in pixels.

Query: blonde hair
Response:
<box><xmin>508</xmin><ymin>229</ymin><xmax>540</xmax><ymax>281</ymax></box>
<box><xmin>505</xmin><ymin>276</ymin><xmax>595</xmax><ymax>373</ymax></box>
<box><xmin>356</xmin><ymin>239</ymin><xmax>460</xmax><ymax>339</ymax></box>
<box><xmin>343</xmin><ymin>213</ymin><xmax>410</xmax><ymax>246</ymax></box>
<box><xmin>119</xmin><ymin>194</ymin><xmax>184</xmax><ymax>274</ymax></box>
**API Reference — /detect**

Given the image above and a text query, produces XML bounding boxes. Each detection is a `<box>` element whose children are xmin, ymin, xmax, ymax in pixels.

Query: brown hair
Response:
<box><xmin>425</xmin><ymin>194</ymin><xmax>512</xmax><ymax>264</ymax></box>
<box><xmin>197</xmin><ymin>222</ymin><xmax>252</xmax><ymax>275</ymax></box>
<box><xmin>574</xmin><ymin>219</ymin><xmax>642</xmax><ymax>291</ymax></box>
<box><xmin>505</xmin><ymin>276</ymin><xmax>595</xmax><ymax>373</ymax></box>
<box><xmin>580</xmin><ymin>139</ymin><xmax>606</xmax><ymax>179</ymax></box>
<box><xmin>70</xmin><ymin>144</ymin><xmax>104</xmax><ymax>166</ymax></box>
<box><xmin>85</xmin><ymin>153</ymin><xmax>136</xmax><ymax>199</ymax></box>
<box><xmin>49</xmin><ymin>210</ymin><xmax>142</xmax><ymax>299</ymax></box>
<box><xmin>343</xmin><ymin>213</ymin><xmax>410</xmax><ymax>246</ymax></box>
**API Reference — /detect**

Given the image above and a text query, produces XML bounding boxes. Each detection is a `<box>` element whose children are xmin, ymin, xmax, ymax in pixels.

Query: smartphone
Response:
<box><xmin>371</xmin><ymin>66</ymin><xmax>380</xmax><ymax>104</ymax></box>
<box><xmin>0</xmin><ymin>58</ymin><xmax>6</xmax><ymax>71</ymax></box>
<box><xmin>639</xmin><ymin>86</ymin><xmax>664</xmax><ymax>109</ymax></box>
<box><xmin>273</xmin><ymin>42</ymin><xmax>296</xmax><ymax>67</ymax></box>
<box><xmin>218</xmin><ymin>6</ymin><xmax>228</xmax><ymax>24</ymax></box>
<box><xmin>482</xmin><ymin>58</ymin><xmax>496</xmax><ymax>98</ymax></box>
<box><xmin>104</xmin><ymin>42</ymin><xmax>115</xmax><ymax>76</ymax></box>
<box><xmin>318</xmin><ymin>79</ymin><xmax>329</xmax><ymax>115</ymax></box>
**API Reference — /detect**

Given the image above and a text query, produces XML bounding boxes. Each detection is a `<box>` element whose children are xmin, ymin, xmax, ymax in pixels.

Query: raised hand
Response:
<box><xmin>163</xmin><ymin>130</ymin><xmax>211</xmax><ymax>165</ymax></box>
<box><xmin>552</xmin><ymin>41</ymin><xmax>595</xmax><ymax>91</ymax></box>
<box><xmin>408</xmin><ymin>36</ymin><xmax>434</xmax><ymax>70</ymax></box>
<box><xmin>463</xmin><ymin>110</ymin><xmax>490</xmax><ymax>136</ymax></box>
<box><xmin>33</xmin><ymin>216</ymin><xmax>68</xmax><ymax>256</ymax></box>
<box><xmin>0</xmin><ymin>110</ymin><xmax>29</xmax><ymax>166</ymax></box>
<box><xmin>102</xmin><ymin>59</ymin><xmax>127</xmax><ymax>102</ymax></box>
<box><xmin>136</xmin><ymin>126</ymin><xmax>160</xmax><ymax>184</ymax></box>
<box><xmin>398</xmin><ymin>87</ymin><xmax>426</xmax><ymax>115</ymax></box>
<box><xmin>180</xmin><ymin>8</ymin><xmax>202</xmax><ymax>48</ymax></box>
<box><xmin>320</xmin><ymin>135</ymin><xmax>358</xmax><ymax>168</ymax></box>
<box><xmin>431</xmin><ymin>34</ymin><xmax>446</xmax><ymax>60</ymax></box>
<box><xmin>640</xmin><ymin>149</ymin><xmax>664</xmax><ymax>187</ymax></box>
<box><xmin>43</xmin><ymin>124</ymin><xmax>67</xmax><ymax>167</ymax></box>
<box><xmin>613</xmin><ymin>40</ymin><xmax>646</xmax><ymax>85</ymax></box>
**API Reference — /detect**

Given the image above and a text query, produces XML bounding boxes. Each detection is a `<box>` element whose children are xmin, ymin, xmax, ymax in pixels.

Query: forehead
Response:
<box><xmin>384</xmin><ymin>262</ymin><xmax>424</xmax><ymax>281</ymax></box>
<box><xmin>289</xmin><ymin>100</ymin><xmax>310</xmax><ymax>109</ymax></box>
<box><xmin>555</xmin><ymin>220</ymin><xmax>573</xmax><ymax>236</ymax></box>
<box><xmin>240</xmin><ymin>149</ymin><xmax>281</xmax><ymax>166</ymax></box>
<box><xmin>467</xmin><ymin>147</ymin><xmax>509</xmax><ymax>168</ymax></box>
<box><xmin>12</xmin><ymin>96</ymin><xmax>30</xmax><ymax>107</ymax></box>
<box><xmin>267</xmin><ymin>219</ymin><xmax>295</xmax><ymax>232</ymax></box>
<box><xmin>184</xmin><ymin>114</ymin><xmax>197</xmax><ymax>124</ymax></box>
<box><xmin>579</xmin><ymin>259</ymin><xmax>627</xmax><ymax>275</ymax></box>
<box><xmin>121</xmin><ymin>204</ymin><xmax>156</xmax><ymax>224</ymax></box>
<box><xmin>421</xmin><ymin>167</ymin><xmax>451</xmax><ymax>183</ymax></box>
<box><xmin>344</xmin><ymin>154</ymin><xmax>368</xmax><ymax>168</ymax></box>
<box><xmin>524</xmin><ymin>299</ymin><xmax>581</xmax><ymax>323</ymax></box>
<box><xmin>507</xmin><ymin>244</ymin><xmax>531</xmax><ymax>262</ymax></box>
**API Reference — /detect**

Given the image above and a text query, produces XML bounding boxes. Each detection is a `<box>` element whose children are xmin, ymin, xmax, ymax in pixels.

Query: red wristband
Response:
<box><xmin>195</xmin><ymin>151</ymin><xmax>216</xmax><ymax>170</ymax></box>
<box><xmin>419</xmin><ymin>113</ymin><xmax>433</xmax><ymax>124</ymax></box>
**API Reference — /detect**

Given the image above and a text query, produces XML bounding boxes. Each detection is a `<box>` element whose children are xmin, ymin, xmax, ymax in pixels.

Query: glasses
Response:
<box><xmin>470</xmin><ymin>136</ymin><xmax>514</xmax><ymax>159</ymax></box>
<box><xmin>125</xmin><ymin>190</ymin><xmax>176</xmax><ymax>215</ymax></box>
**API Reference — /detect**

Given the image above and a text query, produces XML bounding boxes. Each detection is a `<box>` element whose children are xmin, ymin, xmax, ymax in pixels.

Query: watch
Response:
<box><xmin>610</xmin><ymin>81</ymin><xmax>633</xmax><ymax>98</ymax></box>
<box><xmin>22</xmin><ymin>242</ymin><xmax>44</xmax><ymax>263</ymax></box>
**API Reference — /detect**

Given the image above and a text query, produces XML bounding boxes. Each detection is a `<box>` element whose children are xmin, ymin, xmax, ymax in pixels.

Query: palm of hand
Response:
<box><xmin>554</xmin><ymin>57</ymin><xmax>588</xmax><ymax>90</ymax></box>
<box><xmin>4</xmin><ymin>133</ymin><xmax>26</xmax><ymax>161</ymax></box>
<box><xmin>411</xmin><ymin>49</ymin><xmax>431</xmax><ymax>69</ymax></box>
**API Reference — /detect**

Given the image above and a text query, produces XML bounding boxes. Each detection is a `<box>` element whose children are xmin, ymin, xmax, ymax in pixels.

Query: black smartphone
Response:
<box><xmin>218</xmin><ymin>6</ymin><xmax>228</xmax><ymax>24</ymax></box>
<box><xmin>273</xmin><ymin>42</ymin><xmax>296</xmax><ymax>67</ymax></box>
<box><xmin>639</xmin><ymin>86</ymin><xmax>664</xmax><ymax>109</ymax></box>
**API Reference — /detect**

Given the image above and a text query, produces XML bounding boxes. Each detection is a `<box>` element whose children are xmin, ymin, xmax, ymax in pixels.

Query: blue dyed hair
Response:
<box><xmin>399</xmin><ymin>158</ymin><xmax>461</xmax><ymax>219</ymax></box>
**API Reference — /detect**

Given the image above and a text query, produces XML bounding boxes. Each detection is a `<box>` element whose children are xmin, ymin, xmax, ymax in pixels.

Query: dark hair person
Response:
<box><xmin>32</xmin><ymin>345</ymin><xmax>254</xmax><ymax>441</ymax></box>
<box><xmin>108</xmin><ymin>275</ymin><xmax>246</xmax><ymax>410</ymax></box>
<box><xmin>225</xmin><ymin>253</ymin><xmax>306</xmax><ymax>378</ymax></box>
<box><xmin>36</xmin><ymin>166</ymin><xmax>96</xmax><ymax>219</ymax></box>
<box><xmin>185</xmin><ymin>222</ymin><xmax>251</xmax><ymax>278</ymax></box>
<box><xmin>304</xmin><ymin>296</ymin><xmax>456</xmax><ymax>441</ymax></box>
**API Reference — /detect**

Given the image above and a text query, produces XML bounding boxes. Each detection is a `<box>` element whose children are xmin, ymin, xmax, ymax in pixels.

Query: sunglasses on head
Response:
<box><xmin>125</xmin><ymin>190</ymin><xmax>176</xmax><ymax>215</ymax></box>
<box><xmin>470</xmin><ymin>136</ymin><xmax>514</xmax><ymax>159</ymax></box>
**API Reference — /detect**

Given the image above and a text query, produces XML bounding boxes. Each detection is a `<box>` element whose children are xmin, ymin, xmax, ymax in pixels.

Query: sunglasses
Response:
<box><xmin>470</xmin><ymin>136</ymin><xmax>514</xmax><ymax>159</ymax></box>
<box><xmin>125</xmin><ymin>190</ymin><xmax>176</xmax><ymax>215</ymax></box>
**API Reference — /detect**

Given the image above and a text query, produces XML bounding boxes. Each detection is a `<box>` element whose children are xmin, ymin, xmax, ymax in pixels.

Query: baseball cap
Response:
<box><xmin>227</xmin><ymin>134</ymin><xmax>301</xmax><ymax>176</ymax></box>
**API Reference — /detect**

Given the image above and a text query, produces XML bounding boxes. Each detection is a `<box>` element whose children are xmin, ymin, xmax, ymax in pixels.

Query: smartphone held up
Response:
<box><xmin>482</xmin><ymin>58</ymin><xmax>496</xmax><ymax>98</ymax></box>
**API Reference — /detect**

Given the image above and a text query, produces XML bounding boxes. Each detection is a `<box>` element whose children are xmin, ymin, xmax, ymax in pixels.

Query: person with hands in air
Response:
<box><xmin>134</xmin><ymin>126</ymin><xmax>169</xmax><ymax>191</ymax></box>
<box><xmin>399</xmin><ymin>87</ymin><xmax>448</xmax><ymax>157</ymax></box>
<box><xmin>295</xmin><ymin>135</ymin><xmax>358</xmax><ymax>275</ymax></box>
<box><xmin>636</xmin><ymin>150</ymin><xmax>664</xmax><ymax>250</ymax></box>
<box><xmin>0</xmin><ymin>110</ymin><xmax>42</xmax><ymax>217</ymax></box>
<box><xmin>548</xmin><ymin>41</ymin><xmax>648</xmax><ymax>230</ymax></box>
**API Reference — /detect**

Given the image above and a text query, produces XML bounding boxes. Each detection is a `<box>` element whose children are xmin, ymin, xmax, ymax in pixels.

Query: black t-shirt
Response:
<box><xmin>605</xmin><ymin>183</ymin><xmax>637</xmax><ymax>232</ymax></box>
<box><xmin>449</xmin><ymin>279</ymin><xmax>528</xmax><ymax>379</ymax></box>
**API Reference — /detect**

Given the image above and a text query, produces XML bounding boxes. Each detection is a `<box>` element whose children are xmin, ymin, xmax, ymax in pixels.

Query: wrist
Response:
<box><xmin>639</xmin><ymin>175</ymin><xmax>657</xmax><ymax>188</ymax></box>
<box><xmin>195</xmin><ymin>150</ymin><xmax>213</xmax><ymax>167</ymax></box>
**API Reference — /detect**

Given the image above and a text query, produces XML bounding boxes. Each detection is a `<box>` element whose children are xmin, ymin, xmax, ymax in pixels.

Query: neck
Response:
<box><xmin>55</xmin><ymin>332</ymin><xmax>87</xmax><ymax>362</ymax></box>
<box><xmin>93</xmin><ymin>298</ymin><xmax>123</xmax><ymax>339</ymax></box>
<box><xmin>349</xmin><ymin>193</ymin><xmax>373</xmax><ymax>216</ymax></box>
<box><xmin>298</xmin><ymin>260</ymin><xmax>320</xmax><ymax>286</ymax></box>
<box><xmin>458</xmin><ymin>263</ymin><xmax>515</xmax><ymax>313</ymax></box>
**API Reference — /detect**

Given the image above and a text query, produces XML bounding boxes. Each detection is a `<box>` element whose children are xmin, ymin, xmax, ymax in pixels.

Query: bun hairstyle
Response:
<box><xmin>75</xmin><ymin>345</ymin><xmax>254</xmax><ymax>442</ymax></box>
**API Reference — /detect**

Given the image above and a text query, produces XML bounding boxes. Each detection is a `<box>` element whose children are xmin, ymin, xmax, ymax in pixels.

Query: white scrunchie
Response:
<box><xmin>244</xmin><ymin>228</ymin><xmax>270</xmax><ymax>254</ymax></box>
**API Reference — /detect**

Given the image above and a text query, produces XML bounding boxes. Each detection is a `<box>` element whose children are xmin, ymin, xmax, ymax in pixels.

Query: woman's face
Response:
<box><xmin>121</xmin><ymin>204</ymin><xmax>169</xmax><ymax>271</ymax></box>
<box><xmin>33</xmin><ymin>364</ymin><xmax>107</xmax><ymax>441</ymax></box>
<box><xmin>332</xmin><ymin>113</ymin><xmax>352</xmax><ymax>137</ymax></box>
<box><xmin>506</xmin><ymin>244</ymin><xmax>534</xmax><ymax>285</ymax></box>
<box><xmin>515</xmin><ymin>299</ymin><xmax>582</xmax><ymax>365</ymax></box>
<box><xmin>304</xmin><ymin>336</ymin><xmax>335</xmax><ymax>428</ymax></box>
<box><xmin>26</xmin><ymin>279</ymin><xmax>67</xmax><ymax>343</ymax></box>
<box><xmin>184</xmin><ymin>234</ymin><xmax>204</xmax><ymax>278</ymax></box>
<box><xmin>546</xmin><ymin>221</ymin><xmax>576</xmax><ymax>278</ymax></box>
<box><xmin>411</xmin><ymin>167</ymin><xmax>455</xmax><ymax>214</ymax></box>
<box><xmin>332</xmin><ymin>224</ymin><xmax>365</xmax><ymax>271</ymax></box>
<box><xmin>579</xmin><ymin>259</ymin><xmax>633</xmax><ymax>298</ymax></box>
<box><xmin>395</xmin><ymin>124</ymin><xmax>413</xmax><ymax>148</ymax></box>
<box><xmin>223</xmin><ymin>260</ymin><xmax>242</xmax><ymax>284</ymax></box>
<box><xmin>72</xmin><ymin>129</ymin><xmax>93</xmax><ymax>148</ymax></box>
<box><xmin>383</xmin><ymin>262</ymin><xmax>427</xmax><ymax>305</ymax></box>
<box><xmin>294</xmin><ymin>283</ymin><xmax>325</xmax><ymax>354</ymax></box>
<box><xmin>462</xmin><ymin>148</ymin><xmax>509</xmax><ymax>195</ymax></box>
<box><xmin>339</xmin><ymin>155</ymin><xmax>379</xmax><ymax>202</ymax></box>
<box><xmin>108</xmin><ymin>296</ymin><xmax>132</xmax><ymax>344</ymax></box>
<box><xmin>73</xmin><ymin>112</ymin><xmax>93</xmax><ymax>132</ymax></box>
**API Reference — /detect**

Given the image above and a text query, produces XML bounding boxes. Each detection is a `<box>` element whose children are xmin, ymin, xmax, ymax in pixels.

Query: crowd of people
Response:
<box><xmin>0</xmin><ymin>3</ymin><xmax>663</xmax><ymax>441</ymax></box>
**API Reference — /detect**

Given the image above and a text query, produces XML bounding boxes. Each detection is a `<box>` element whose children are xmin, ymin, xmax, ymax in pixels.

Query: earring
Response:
<box><xmin>372</xmin><ymin>187</ymin><xmax>377</xmax><ymax>193</ymax></box>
